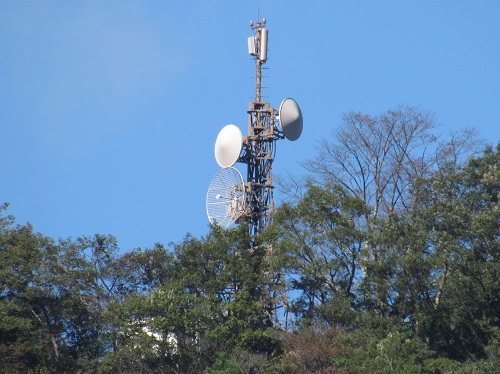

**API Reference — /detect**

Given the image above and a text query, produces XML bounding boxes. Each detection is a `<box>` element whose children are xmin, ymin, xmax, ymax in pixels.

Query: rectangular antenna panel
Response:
<box><xmin>259</xmin><ymin>28</ymin><xmax>268</xmax><ymax>62</ymax></box>
<box><xmin>248</xmin><ymin>37</ymin><xmax>256</xmax><ymax>56</ymax></box>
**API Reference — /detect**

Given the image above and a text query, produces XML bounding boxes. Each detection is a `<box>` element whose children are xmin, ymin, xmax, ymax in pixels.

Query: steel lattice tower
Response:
<box><xmin>238</xmin><ymin>19</ymin><xmax>284</xmax><ymax>238</ymax></box>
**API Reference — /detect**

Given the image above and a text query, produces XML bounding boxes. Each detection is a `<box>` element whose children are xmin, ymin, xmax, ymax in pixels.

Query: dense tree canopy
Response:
<box><xmin>1</xmin><ymin>107</ymin><xmax>499</xmax><ymax>373</ymax></box>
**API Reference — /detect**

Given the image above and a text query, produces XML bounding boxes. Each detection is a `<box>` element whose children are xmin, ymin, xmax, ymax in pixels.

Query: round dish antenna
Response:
<box><xmin>206</xmin><ymin>167</ymin><xmax>246</xmax><ymax>229</ymax></box>
<box><xmin>215</xmin><ymin>124</ymin><xmax>243</xmax><ymax>167</ymax></box>
<box><xmin>279</xmin><ymin>98</ymin><xmax>303</xmax><ymax>141</ymax></box>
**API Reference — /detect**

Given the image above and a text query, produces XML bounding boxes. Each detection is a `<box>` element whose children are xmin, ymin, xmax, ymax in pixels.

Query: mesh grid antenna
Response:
<box><xmin>206</xmin><ymin>167</ymin><xmax>246</xmax><ymax>229</ymax></box>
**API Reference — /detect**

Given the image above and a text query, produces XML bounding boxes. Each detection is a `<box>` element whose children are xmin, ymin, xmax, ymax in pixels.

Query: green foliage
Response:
<box><xmin>101</xmin><ymin>226</ymin><xmax>282</xmax><ymax>373</ymax></box>
<box><xmin>206</xmin><ymin>352</ymin><xmax>240</xmax><ymax>374</ymax></box>
<box><xmin>275</xmin><ymin>142</ymin><xmax>500</xmax><ymax>371</ymax></box>
<box><xmin>409</xmin><ymin>144</ymin><xmax>500</xmax><ymax>361</ymax></box>
<box><xmin>206</xmin><ymin>350</ymin><xmax>281</xmax><ymax>374</ymax></box>
<box><xmin>0</xmin><ymin>206</ymin><xmax>125</xmax><ymax>372</ymax></box>
<box><xmin>273</xmin><ymin>183</ymin><xmax>368</xmax><ymax>324</ymax></box>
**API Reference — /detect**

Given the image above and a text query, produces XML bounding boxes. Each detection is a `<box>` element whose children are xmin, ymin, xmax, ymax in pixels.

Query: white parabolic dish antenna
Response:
<box><xmin>206</xmin><ymin>167</ymin><xmax>246</xmax><ymax>228</ymax></box>
<box><xmin>279</xmin><ymin>98</ymin><xmax>303</xmax><ymax>141</ymax></box>
<box><xmin>214</xmin><ymin>124</ymin><xmax>243</xmax><ymax>167</ymax></box>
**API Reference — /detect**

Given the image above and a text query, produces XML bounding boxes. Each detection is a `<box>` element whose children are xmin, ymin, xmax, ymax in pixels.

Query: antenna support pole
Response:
<box><xmin>256</xmin><ymin>57</ymin><xmax>263</xmax><ymax>102</ymax></box>
<box><xmin>250</xmin><ymin>19</ymin><xmax>268</xmax><ymax>101</ymax></box>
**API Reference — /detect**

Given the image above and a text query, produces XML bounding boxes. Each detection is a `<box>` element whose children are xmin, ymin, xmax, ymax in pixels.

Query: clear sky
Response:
<box><xmin>1</xmin><ymin>1</ymin><xmax>499</xmax><ymax>252</ymax></box>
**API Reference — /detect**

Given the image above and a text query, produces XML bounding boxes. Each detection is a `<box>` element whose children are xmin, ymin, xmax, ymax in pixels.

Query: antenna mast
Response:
<box><xmin>240</xmin><ymin>18</ymin><xmax>282</xmax><ymax>238</ymax></box>
<box><xmin>207</xmin><ymin>18</ymin><xmax>302</xmax><ymax>240</ymax></box>
<box><xmin>249</xmin><ymin>18</ymin><xmax>268</xmax><ymax>101</ymax></box>
<box><xmin>206</xmin><ymin>16</ymin><xmax>303</xmax><ymax>330</ymax></box>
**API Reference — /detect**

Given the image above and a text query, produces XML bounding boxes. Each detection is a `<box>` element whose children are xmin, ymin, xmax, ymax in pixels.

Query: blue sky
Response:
<box><xmin>1</xmin><ymin>1</ymin><xmax>499</xmax><ymax>251</ymax></box>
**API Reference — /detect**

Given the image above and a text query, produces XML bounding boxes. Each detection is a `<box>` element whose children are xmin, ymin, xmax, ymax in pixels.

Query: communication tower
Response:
<box><xmin>207</xmin><ymin>18</ymin><xmax>303</xmax><ymax>237</ymax></box>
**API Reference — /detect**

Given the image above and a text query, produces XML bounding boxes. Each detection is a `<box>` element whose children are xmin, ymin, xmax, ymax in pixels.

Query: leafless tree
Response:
<box><xmin>304</xmin><ymin>105</ymin><xmax>482</xmax><ymax>220</ymax></box>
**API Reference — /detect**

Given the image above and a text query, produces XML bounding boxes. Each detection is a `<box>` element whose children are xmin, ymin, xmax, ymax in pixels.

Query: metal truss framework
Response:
<box><xmin>239</xmin><ymin>101</ymin><xmax>283</xmax><ymax>237</ymax></box>
<box><xmin>237</xmin><ymin>19</ymin><xmax>285</xmax><ymax>237</ymax></box>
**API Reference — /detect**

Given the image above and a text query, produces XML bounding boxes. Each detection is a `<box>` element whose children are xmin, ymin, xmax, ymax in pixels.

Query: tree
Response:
<box><xmin>305</xmin><ymin>105</ymin><xmax>482</xmax><ymax>219</ymax></box>
<box><xmin>412</xmin><ymin>143</ymin><xmax>500</xmax><ymax>361</ymax></box>
<box><xmin>281</xmin><ymin>323</ymin><xmax>345</xmax><ymax>373</ymax></box>
<box><xmin>0</xmin><ymin>213</ymin><xmax>48</xmax><ymax>372</ymax></box>
<box><xmin>273</xmin><ymin>183</ymin><xmax>368</xmax><ymax>325</ymax></box>
<box><xmin>0</xmin><ymin>204</ymin><xmax>127</xmax><ymax>372</ymax></box>
<box><xmin>301</xmin><ymin>106</ymin><xmax>483</xmax><ymax>316</ymax></box>
<box><xmin>337</xmin><ymin>319</ymin><xmax>438</xmax><ymax>374</ymax></box>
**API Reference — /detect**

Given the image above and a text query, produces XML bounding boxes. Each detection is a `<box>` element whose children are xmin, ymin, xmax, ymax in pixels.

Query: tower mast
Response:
<box><xmin>241</xmin><ymin>18</ymin><xmax>282</xmax><ymax>238</ymax></box>
<box><xmin>206</xmin><ymin>18</ymin><xmax>302</xmax><ymax>329</ymax></box>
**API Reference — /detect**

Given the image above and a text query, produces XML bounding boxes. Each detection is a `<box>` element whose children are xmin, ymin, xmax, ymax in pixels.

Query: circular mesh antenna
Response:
<box><xmin>206</xmin><ymin>167</ymin><xmax>246</xmax><ymax>228</ymax></box>
<box><xmin>279</xmin><ymin>98</ymin><xmax>303</xmax><ymax>141</ymax></box>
